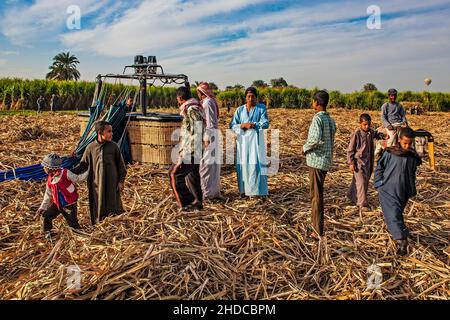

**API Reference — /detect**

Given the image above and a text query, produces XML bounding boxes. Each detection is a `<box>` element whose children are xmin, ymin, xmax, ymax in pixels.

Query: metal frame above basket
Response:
<box><xmin>94</xmin><ymin>55</ymin><xmax>190</xmax><ymax>117</ymax></box>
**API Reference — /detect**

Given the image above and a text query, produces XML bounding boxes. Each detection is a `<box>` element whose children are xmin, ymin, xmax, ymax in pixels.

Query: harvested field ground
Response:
<box><xmin>0</xmin><ymin>108</ymin><xmax>449</xmax><ymax>300</ymax></box>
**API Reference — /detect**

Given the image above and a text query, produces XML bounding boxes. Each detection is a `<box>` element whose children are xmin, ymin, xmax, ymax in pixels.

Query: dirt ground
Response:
<box><xmin>0</xmin><ymin>108</ymin><xmax>449</xmax><ymax>300</ymax></box>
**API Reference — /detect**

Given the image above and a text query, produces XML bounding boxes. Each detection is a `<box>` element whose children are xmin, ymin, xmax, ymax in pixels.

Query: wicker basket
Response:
<box><xmin>127</xmin><ymin>121</ymin><xmax>180</xmax><ymax>146</ymax></box>
<box><xmin>130</xmin><ymin>144</ymin><xmax>178</xmax><ymax>165</ymax></box>
<box><xmin>78</xmin><ymin>113</ymin><xmax>182</xmax><ymax>165</ymax></box>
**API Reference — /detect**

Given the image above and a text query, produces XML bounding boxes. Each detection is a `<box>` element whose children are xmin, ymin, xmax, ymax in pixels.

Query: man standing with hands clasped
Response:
<box><xmin>229</xmin><ymin>87</ymin><xmax>270</xmax><ymax>197</ymax></box>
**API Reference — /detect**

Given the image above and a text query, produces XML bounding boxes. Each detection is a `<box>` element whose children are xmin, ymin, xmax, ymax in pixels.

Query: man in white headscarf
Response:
<box><xmin>197</xmin><ymin>82</ymin><xmax>222</xmax><ymax>200</ymax></box>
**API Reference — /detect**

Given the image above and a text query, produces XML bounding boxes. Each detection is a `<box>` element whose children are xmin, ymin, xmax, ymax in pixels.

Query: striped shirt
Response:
<box><xmin>303</xmin><ymin>111</ymin><xmax>337</xmax><ymax>171</ymax></box>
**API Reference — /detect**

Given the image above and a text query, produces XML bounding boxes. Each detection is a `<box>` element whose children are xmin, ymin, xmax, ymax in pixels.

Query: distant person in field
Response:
<box><xmin>169</xmin><ymin>86</ymin><xmax>205</xmax><ymax>211</ymax></box>
<box><xmin>303</xmin><ymin>90</ymin><xmax>336</xmax><ymax>239</ymax></box>
<box><xmin>50</xmin><ymin>94</ymin><xmax>57</xmax><ymax>112</ymax></box>
<box><xmin>196</xmin><ymin>82</ymin><xmax>222</xmax><ymax>200</ymax></box>
<box><xmin>71</xmin><ymin>120</ymin><xmax>127</xmax><ymax>225</ymax></box>
<box><xmin>347</xmin><ymin>114</ymin><xmax>386</xmax><ymax>219</ymax></box>
<box><xmin>374</xmin><ymin>127</ymin><xmax>421</xmax><ymax>256</ymax></box>
<box><xmin>226</xmin><ymin>99</ymin><xmax>232</xmax><ymax>114</ymax></box>
<box><xmin>230</xmin><ymin>87</ymin><xmax>270</xmax><ymax>197</ymax></box>
<box><xmin>374</xmin><ymin>89</ymin><xmax>408</xmax><ymax>161</ymax></box>
<box><xmin>37</xmin><ymin>153</ymin><xmax>87</xmax><ymax>239</ymax></box>
<box><xmin>125</xmin><ymin>97</ymin><xmax>135</xmax><ymax>113</ymax></box>
<box><xmin>37</xmin><ymin>95</ymin><xmax>44</xmax><ymax>113</ymax></box>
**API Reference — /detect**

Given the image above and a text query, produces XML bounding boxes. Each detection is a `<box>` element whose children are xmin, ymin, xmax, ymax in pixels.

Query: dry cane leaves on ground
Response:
<box><xmin>0</xmin><ymin>108</ymin><xmax>449</xmax><ymax>300</ymax></box>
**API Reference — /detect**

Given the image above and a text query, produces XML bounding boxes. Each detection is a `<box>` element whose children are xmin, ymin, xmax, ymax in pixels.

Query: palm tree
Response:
<box><xmin>46</xmin><ymin>52</ymin><xmax>80</xmax><ymax>81</ymax></box>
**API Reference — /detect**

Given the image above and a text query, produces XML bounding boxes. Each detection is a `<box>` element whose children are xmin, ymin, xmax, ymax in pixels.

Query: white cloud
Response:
<box><xmin>0</xmin><ymin>51</ymin><xmax>19</xmax><ymax>66</ymax></box>
<box><xmin>60</xmin><ymin>0</ymin><xmax>270</xmax><ymax>57</ymax></box>
<box><xmin>122</xmin><ymin>0</ymin><xmax>449</xmax><ymax>91</ymax></box>
<box><xmin>0</xmin><ymin>51</ymin><xmax>19</xmax><ymax>56</ymax></box>
<box><xmin>0</xmin><ymin>0</ymin><xmax>112</xmax><ymax>46</ymax></box>
<box><xmin>1</xmin><ymin>0</ymin><xmax>449</xmax><ymax>91</ymax></box>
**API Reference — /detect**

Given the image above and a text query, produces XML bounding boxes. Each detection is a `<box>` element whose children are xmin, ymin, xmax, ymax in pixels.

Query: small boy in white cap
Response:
<box><xmin>37</xmin><ymin>153</ymin><xmax>87</xmax><ymax>238</ymax></box>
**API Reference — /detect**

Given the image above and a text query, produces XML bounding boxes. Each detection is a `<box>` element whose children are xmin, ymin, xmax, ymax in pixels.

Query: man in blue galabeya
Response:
<box><xmin>230</xmin><ymin>87</ymin><xmax>270</xmax><ymax>197</ymax></box>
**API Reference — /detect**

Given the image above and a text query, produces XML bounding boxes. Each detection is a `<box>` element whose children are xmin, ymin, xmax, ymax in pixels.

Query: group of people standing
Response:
<box><xmin>168</xmin><ymin>83</ymin><xmax>222</xmax><ymax>211</ymax></box>
<box><xmin>168</xmin><ymin>85</ymin><xmax>419</xmax><ymax>255</ymax></box>
<box><xmin>37</xmin><ymin>120</ymin><xmax>127</xmax><ymax>237</ymax></box>
<box><xmin>169</xmin><ymin>84</ymin><xmax>271</xmax><ymax>210</ymax></box>
<box><xmin>303</xmin><ymin>88</ymin><xmax>419</xmax><ymax>256</ymax></box>
<box><xmin>36</xmin><ymin>94</ymin><xmax>58</xmax><ymax>113</ymax></box>
<box><xmin>37</xmin><ymin>85</ymin><xmax>421</xmax><ymax>256</ymax></box>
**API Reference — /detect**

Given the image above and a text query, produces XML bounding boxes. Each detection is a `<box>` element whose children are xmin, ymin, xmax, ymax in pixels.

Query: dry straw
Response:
<box><xmin>0</xmin><ymin>108</ymin><xmax>449</xmax><ymax>300</ymax></box>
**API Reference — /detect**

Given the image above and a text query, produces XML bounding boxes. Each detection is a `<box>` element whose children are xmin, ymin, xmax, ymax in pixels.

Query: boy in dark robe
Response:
<box><xmin>374</xmin><ymin>127</ymin><xmax>421</xmax><ymax>256</ymax></box>
<box><xmin>347</xmin><ymin>114</ymin><xmax>386</xmax><ymax>219</ymax></box>
<box><xmin>72</xmin><ymin>121</ymin><xmax>127</xmax><ymax>225</ymax></box>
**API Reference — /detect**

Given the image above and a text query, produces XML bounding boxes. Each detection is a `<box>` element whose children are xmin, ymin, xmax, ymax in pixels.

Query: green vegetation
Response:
<box><xmin>1</xmin><ymin>78</ymin><xmax>449</xmax><ymax>112</ymax></box>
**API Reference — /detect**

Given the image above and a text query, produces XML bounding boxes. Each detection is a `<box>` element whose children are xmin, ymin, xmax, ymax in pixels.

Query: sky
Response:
<box><xmin>0</xmin><ymin>0</ymin><xmax>449</xmax><ymax>92</ymax></box>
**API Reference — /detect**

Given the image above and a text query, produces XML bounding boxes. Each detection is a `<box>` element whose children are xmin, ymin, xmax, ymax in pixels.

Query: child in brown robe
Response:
<box><xmin>72</xmin><ymin>120</ymin><xmax>127</xmax><ymax>225</ymax></box>
<box><xmin>347</xmin><ymin>114</ymin><xmax>385</xmax><ymax>219</ymax></box>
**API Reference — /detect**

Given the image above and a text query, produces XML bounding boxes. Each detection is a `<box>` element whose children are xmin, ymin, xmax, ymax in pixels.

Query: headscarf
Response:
<box><xmin>197</xmin><ymin>82</ymin><xmax>219</xmax><ymax>115</ymax></box>
<box><xmin>179</xmin><ymin>98</ymin><xmax>204</xmax><ymax>119</ymax></box>
<box><xmin>197</xmin><ymin>82</ymin><xmax>216</xmax><ymax>100</ymax></box>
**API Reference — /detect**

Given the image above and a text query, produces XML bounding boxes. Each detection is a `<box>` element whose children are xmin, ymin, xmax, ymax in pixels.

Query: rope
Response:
<box><xmin>0</xmin><ymin>98</ymin><xmax>131</xmax><ymax>183</ymax></box>
<box><xmin>0</xmin><ymin>74</ymin><xmax>146</xmax><ymax>183</ymax></box>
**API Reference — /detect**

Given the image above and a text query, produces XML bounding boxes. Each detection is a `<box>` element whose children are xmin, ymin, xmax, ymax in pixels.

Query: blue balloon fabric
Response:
<box><xmin>0</xmin><ymin>101</ymin><xmax>131</xmax><ymax>183</ymax></box>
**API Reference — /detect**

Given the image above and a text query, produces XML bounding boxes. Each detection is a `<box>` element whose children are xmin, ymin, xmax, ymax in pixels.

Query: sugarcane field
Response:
<box><xmin>1</xmin><ymin>104</ymin><xmax>449</xmax><ymax>300</ymax></box>
<box><xmin>1</xmin><ymin>0</ymin><xmax>450</xmax><ymax>309</ymax></box>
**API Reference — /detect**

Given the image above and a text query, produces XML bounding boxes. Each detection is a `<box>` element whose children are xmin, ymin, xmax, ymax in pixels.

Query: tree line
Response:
<box><xmin>1</xmin><ymin>77</ymin><xmax>449</xmax><ymax>112</ymax></box>
<box><xmin>3</xmin><ymin>52</ymin><xmax>446</xmax><ymax>112</ymax></box>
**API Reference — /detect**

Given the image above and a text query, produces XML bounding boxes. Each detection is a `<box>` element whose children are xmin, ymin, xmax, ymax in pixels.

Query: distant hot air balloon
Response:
<box><xmin>424</xmin><ymin>78</ymin><xmax>432</xmax><ymax>86</ymax></box>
